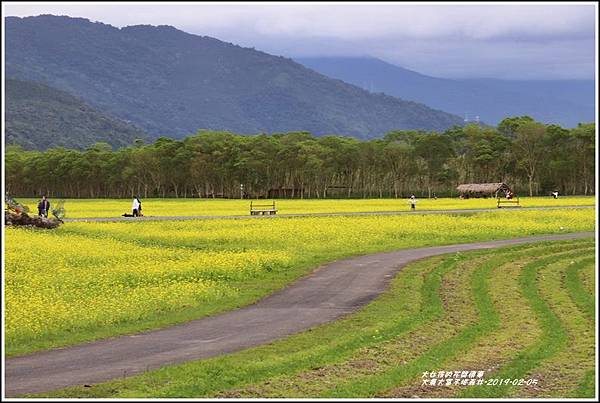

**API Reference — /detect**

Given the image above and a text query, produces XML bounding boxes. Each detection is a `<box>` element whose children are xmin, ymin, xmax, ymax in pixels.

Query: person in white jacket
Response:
<box><xmin>409</xmin><ymin>194</ymin><xmax>417</xmax><ymax>210</ymax></box>
<box><xmin>132</xmin><ymin>197</ymin><xmax>140</xmax><ymax>217</ymax></box>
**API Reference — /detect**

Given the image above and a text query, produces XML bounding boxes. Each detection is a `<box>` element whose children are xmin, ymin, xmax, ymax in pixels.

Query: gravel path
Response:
<box><xmin>63</xmin><ymin>205</ymin><xmax>594</xmax><ymax>222</ymax></box>
<box><xmin>5</xmin><ymin>231</ymin><xmax>594</xmax><ymax>396</ymax></box>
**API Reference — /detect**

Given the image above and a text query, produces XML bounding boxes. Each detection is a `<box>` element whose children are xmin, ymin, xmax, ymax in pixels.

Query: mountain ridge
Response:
<box><xmin>5</xmin><ymin>15</ymin><xmax>464</xmax><ymax>142</ymax></box>
<box><xmin>295</xmin><ymin>56</ymin><xmax>595</xmax><ymax>127</ymax></box>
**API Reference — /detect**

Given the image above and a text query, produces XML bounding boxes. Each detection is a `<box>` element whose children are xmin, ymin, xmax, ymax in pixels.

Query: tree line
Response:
<box><xmin>5</xmin><ymin>116</ymin><xmax>595</xmax><ymax>199</ymax></box>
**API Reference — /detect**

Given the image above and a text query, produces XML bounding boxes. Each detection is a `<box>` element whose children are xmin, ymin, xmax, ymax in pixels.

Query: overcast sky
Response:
<box><xmin>3</xmin><ymin>2</ymin><xmax>597</xmax><ymax>80</ymax></box>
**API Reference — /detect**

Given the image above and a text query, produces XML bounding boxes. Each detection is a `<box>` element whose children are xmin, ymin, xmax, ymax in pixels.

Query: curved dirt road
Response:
<box><xmin>5</xmin><ymin>231</ymin><xmax>594</xmax><ymax>396</ymax></box>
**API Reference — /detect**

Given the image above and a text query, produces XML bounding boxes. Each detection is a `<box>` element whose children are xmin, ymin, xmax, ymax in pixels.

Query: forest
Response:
<box><xmin>5</xmin><ymin>116</ymin><xmax>595</xmax><ymax>199</ymax></box>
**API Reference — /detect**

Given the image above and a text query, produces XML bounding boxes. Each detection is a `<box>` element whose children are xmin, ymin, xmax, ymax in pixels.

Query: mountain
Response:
<box><xmin>5</xmin><ymin>78</ymin><xmax>148</xmax><ymax>150</ymax></box>
<box><xmin>5</xmin><ymin>15</ymin><xmax>464</xmax><ymax>141</ymax></box>
<box><xmin>295</xmin><ymin>57</ymin><xmax>595</xmax><ymax>128</ymax></box>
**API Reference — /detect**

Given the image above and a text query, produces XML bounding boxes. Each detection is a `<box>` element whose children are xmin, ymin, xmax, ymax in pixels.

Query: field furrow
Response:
<box><xmin>514</xmin><ymin>255</ymin><xmax>595</xmax><ymax>397</ymax></box>
<box><xmin>459</xmin><ymin>247</ymin><xmax>595</xmax><ymax>398</ymax></box>
<box><xmin>323</xmin><ymin>246</ymin><xmax>590</xmax><ymax>398</ymax></box>
<box><xmin>577</xmin><ymin>263</ymin><xmax>596</xmax><ymax>298</ymax></box>
<box><xmin>565</xmin><ymin>259</ymin><xmax>596</xmax><ymax>322</ymax></box>
<box><xmin>384</xmin><ymin>255</ymin><xmax>543</xmax><ymax>397</ymax></box>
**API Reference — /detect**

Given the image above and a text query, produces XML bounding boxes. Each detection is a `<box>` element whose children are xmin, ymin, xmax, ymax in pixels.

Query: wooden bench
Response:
<box><xmin>497</xmin><ymin>196</ymin><xmax>521</xmax><ymax>208</ymax></box>
<box><xmin>250</xmin><ymin>200</ymin><xmax>277</xmax><ymax>215</ymax></box>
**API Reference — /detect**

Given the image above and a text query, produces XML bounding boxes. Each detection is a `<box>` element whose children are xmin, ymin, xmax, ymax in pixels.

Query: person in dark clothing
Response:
<box><xmin>37</xmin><ymin>196</ymin><xmax>50</xmax><ymax>217</ymax></box>
<box><xmin>136</xmin><ymin>197</ymin><xmax>143</xmax><ymax>216</ymax></box>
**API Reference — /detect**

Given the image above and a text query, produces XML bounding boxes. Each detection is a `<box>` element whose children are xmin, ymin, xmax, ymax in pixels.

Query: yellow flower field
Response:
<box><xmin>17</xmin><ymin>196</ymin><xmax>595</xmax><ymax>218</ymax></box>
<box><xmin>4</xmin><ymin>208</ymin><xmax>596</xmax><ymax>355</ymax></box>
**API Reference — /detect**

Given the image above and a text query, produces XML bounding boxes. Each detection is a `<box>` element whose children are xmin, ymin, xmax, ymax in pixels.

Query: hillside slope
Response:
<box><xmin>296</xmin><ymin>57</ymin><xmax>595</xmax><ymax>127</ymax></box>
<box><xmin>6</xmin><ymin>78</ymin><xmax>148</xmax><ymax>150</ymax></box>
<box><xmin>5</xmin><ymin>15</ymin><xmax>464</xmax><ymax>140</ymax></box>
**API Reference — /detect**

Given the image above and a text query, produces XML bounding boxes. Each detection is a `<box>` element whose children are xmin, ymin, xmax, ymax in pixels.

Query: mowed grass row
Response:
<box><xmin>5</xmin><ymin>208</ymin><xmax>594</xmax><ymax>356</ymax></box>
<box><xmin>35</xmin><ymin>239</ymin><xmax>596</xmax><ymax>398</ymax></box>
<box><xmin>510</xmin><ymin>256</ymin><xmax>596</xmax><ymax>398</ymax></box>
<box><xmin>18</xmin><ymin>196</ymin><xmax>596</xmax><ymax>218</ymax></box>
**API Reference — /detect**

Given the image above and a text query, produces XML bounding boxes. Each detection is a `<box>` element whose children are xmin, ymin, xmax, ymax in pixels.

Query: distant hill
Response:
<box><xmin>6</xmin><ymin>78</ymin><xmax>148</xmax><ymax>150</ymax></box>
<box><xmin>5</xmin><ymin>15</ymin><xmax>464</xmax><ymax>141</ymax></box>
<box><xmin>296</xmin><ymin>57</ymin><xmax>595</xmax><ymax>128</ymax></box>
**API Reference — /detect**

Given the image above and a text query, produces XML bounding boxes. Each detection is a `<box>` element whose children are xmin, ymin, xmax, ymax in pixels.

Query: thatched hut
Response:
<box><xmin>456</xmin><ymin>182</ymin><xmax>512</xmax><ymax>198</ymax></box>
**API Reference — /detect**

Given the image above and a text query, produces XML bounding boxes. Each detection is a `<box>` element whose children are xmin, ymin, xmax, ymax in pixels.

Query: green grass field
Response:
<box><xmin>17</xmin><ymin>196</ymin><xmax>595</xmax><ymax>218</ymax></box>
<box><xmin>33</xmin><ymin>238</ymin><xmax>595</xmax><ymax>398</ymax></box>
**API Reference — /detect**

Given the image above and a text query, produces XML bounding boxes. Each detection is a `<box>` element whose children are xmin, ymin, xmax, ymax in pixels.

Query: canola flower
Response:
<box><xmin>17</xmin><ymin>196</ymin><xmax>595</xmax><ymax>219</ymax></box>
<box><xmin>5</xmin><ymin>208</ymin><xmax>595</xmax><ymax>353</ymax></box>
<box><xmin>5</xmin><ymin>229</ymin><xmax>290</xmax><ymax>347</ymax></box>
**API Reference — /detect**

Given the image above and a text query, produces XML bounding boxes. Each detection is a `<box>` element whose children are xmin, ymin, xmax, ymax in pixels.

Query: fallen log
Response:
<box><xmin>4</xmin><ymin>212</ymin><xmax>62</xmax><ymax>229</ymax></box>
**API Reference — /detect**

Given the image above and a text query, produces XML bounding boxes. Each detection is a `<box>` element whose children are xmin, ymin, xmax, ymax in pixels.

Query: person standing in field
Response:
<box><xmin>136</xmin><ymin>196</ymin><xmax>143</xmax><ymax>216</ymax></box>
<box><xmin>409</xmin><ymin>194</ymin><xmax>417</xmax><ymax>211</ymax></box>
<box><xmin>132</xmin><ymin>196</ymin><xmax>140</xmax><ymax>217</ymax></box>
<box><xmin>37</xmin><ymin>195</ymin><xmax>50</xmax><ymax>217</ymax></box>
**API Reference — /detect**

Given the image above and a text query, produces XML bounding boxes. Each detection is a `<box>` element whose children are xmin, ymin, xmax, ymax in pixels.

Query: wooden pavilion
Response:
<box><xmin>456</xmin><ymin>182</ymin><xmax>512</xmax><ymax>199</ymax></box>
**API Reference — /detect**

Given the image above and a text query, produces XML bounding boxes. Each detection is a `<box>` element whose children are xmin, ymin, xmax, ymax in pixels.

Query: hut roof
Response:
<box><xmin>456</xmin><ymin>182</ymin><xmax>510</xmax><ymax>194</ymax></box>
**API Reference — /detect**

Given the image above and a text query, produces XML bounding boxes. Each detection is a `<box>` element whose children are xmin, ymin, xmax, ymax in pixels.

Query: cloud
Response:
<box><xmin>5</xmin><ymin>3</ymin><xmax>593</xmax><ymax>39</ymax></box>
<box><xmin>3</xmin><ymin>2</ymin><xmax>596</xmax><ymax>79</ymax></box>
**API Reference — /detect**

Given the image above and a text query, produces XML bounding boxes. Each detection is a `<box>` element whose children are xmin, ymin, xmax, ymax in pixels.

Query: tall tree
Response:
<box><xmin>571</xmin><ymin>123</ymin><xmax>595</xmax><ymax>195</ymax></box>
<box><xmin>513</xmin><ymin>121</ymin><xmax>547</xmax><ymax>196</ymax></box>
<box><xmin>414</xmin><ymin>133</ymin><xmax>455</xmax><ymax>198</ymax></box>
<box><xmin>497</xmin><ymin>115</ymin><xmax>535</xmax><ymax>137</ymax></box>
